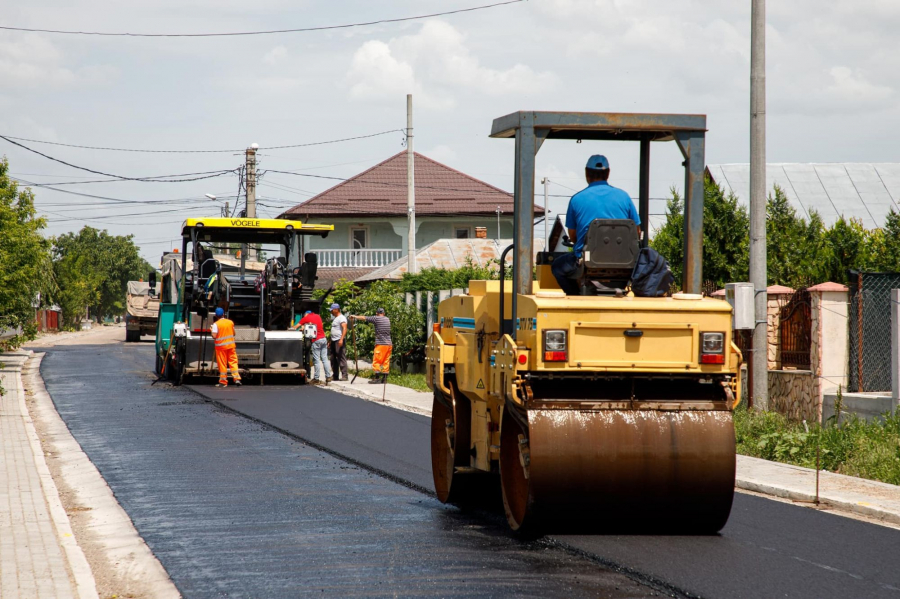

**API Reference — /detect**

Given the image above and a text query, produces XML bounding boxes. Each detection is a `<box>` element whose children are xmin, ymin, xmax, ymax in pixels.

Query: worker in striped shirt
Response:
<box><xmin>350</xmin><ymin>307</ymin><xmax>392</xmax><ymax>385</ymax></box>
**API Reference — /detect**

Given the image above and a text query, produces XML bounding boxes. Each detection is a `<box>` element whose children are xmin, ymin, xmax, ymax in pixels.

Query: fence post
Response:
<box><xmin>893</xmin><ymin>289</ymin><xmax>900</xmax><ymax>414</ymax></box>
<box><xmin>857</xmin><ymin>272</ymin><xmax>864</xmax><ymax>391</ymax></box>
<box><xmin>426</xmin><ymin>292</ymin><xmax>434</xmax><ymax>334</ymax></box>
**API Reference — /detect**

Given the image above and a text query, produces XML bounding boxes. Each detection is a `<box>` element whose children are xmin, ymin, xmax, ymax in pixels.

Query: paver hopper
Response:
<box><xmin>426</xmin><ymin>112</ymin><xmax>741</xmax><ymax>533</ymax></box>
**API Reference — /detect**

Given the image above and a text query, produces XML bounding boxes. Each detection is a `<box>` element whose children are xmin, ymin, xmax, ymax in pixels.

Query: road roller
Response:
<box><xmin>426</xmin><ymin>111</ymin><xmax>741</xmax><ymax>534</ymax></box>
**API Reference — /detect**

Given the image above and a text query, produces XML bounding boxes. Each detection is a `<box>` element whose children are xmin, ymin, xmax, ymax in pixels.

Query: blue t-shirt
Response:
<box><xmin>565</xmin><ymin>181</ymin><xmax>640</xmax><ymax>256</ymax></box>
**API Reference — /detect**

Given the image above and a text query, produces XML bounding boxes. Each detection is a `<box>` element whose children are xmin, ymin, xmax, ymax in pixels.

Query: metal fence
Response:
<box><xmin>848</xmin><ymin>271</ymin><xmax>900</xmax><ymax>392</ymax></box>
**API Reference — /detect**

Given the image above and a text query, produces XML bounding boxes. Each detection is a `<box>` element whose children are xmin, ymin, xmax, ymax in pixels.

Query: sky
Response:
<box><xmin>1</xmin><ymin>0</ymin><xmax>898</xmax><ymax>263</ymax></box>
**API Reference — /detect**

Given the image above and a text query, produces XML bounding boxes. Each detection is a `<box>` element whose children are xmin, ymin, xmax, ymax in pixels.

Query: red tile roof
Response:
<box><xmin>767</xmin><ymin>284</ymin><xmax>795</xmax><ymax>295</ymax></box>
<box><xmin>279</xmin><ymin>151</ymin><xmax>544</xmax><ymax>219</ymax></box>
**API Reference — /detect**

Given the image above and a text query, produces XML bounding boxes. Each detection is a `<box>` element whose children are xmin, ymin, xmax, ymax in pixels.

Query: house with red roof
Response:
<box><xmin>278</xmin><ymin>151</ymin><xmax>543</xmax><ymax>283</ymax></box>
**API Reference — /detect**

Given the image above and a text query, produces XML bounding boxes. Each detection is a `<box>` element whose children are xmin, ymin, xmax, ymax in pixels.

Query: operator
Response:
<box><xmin>551</xmin><ymin>155</ymin><xmax>641</xmax><ymax>295</ymax></box>
<box><xmin>328</xmin><ymin>303</ymin><xmax>348</xmax><ymax>382</ymax></box>
<box><xmin>350</xmin><ymin>308</ymin><xmax>391</xmax><ymax>385</ymax></box>
<box><xmin>211</xmin><ymin>307</ymin><xmax>241</xmax><ymax>388</ymax></box>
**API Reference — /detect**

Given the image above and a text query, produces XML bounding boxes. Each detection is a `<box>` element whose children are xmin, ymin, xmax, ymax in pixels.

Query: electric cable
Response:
<box><xmin>0</xmin><ymin>129</ymin><xmax>402</xmax><ymax>154</ymax></box>
<box><xmin>0</xmin><ymin>0</ymin><xmax>525</xmax><ymax>37</ymax></box>
<box><xmin>1</xmin><ymin>135</ymin><xmax>237</xmax><ymax>181</ymax></box>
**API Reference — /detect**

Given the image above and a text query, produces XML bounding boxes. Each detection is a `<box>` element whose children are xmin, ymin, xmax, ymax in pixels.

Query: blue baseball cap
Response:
<box><xmin>304</xmin><ymin>311</ymin><xmax>312</xmax><ymax>315</ymax></box>
<box><xmin>330</xmin><ymin>303</ymin><xmax>340</xmax><ymax>310</ymax></box>
<box><xmin>586</xmin><ymin>155</ymin><xmax>610</xmax><ymax>170</ymax></box>
<box><xmin>215</xmin><ymin>307</ymin><xmax>224</xmax><ymax>318</ymax></box>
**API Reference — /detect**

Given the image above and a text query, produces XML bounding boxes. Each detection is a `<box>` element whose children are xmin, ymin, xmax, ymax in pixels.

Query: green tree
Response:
<box><xmin>819</xmin><ymin>216</ymin><xmax>872</xmax><ymax>284</ymax></box>
<box><xmin>52</xmin><ymin>227</ymin><xmax>152</xmax><ymax>326</ymax></box>
<box><xmin>869</xmin><ymin>208</ymin><xmax>900</xmax><ymax>272</ymax></box>
<box><xmin>0</xmin><ymin>157</ymin><xmax>55</xmax><ymax>345</ymax></box>
<box><xmin>650</xmin><ymin>176</ymin><xmax>749</xmax><ymax>288</ymax></box>
<box><xmin>397</xmin><ymin>257</ymin><xmax>509</xmax><ymax>293</ymax></box>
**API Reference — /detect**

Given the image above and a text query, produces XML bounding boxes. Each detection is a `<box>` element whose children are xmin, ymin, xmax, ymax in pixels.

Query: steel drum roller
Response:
<box><xmin>501</xmin><ymin>408</ymin><xmax>735</xmax><ymax>533</ymax></box>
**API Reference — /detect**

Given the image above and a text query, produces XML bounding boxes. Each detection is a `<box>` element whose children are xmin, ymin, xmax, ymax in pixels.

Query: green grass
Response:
<box><xmin>734</xmin><ymin>405</ymin><xmax>900</xmax><ymax>485</ymax></box>
<box><xmin>350</xmin><ymin>369</ymin><xmax>430</xmax><ymax>393</ymax></box>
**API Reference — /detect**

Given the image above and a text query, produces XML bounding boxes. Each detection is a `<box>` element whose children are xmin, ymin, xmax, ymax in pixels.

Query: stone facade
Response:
<box><xmin>768</xmin><ymin>370</ymin><xmax>818</xmax><ymax>421</ymax></box>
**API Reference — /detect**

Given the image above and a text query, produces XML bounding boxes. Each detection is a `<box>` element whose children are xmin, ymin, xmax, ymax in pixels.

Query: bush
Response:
<box><xmin>397</xmin><ymin>256</ymin><xmax>509</xmax><ymax>293</ymax></box>
<box><xmin>734</xmin><ymin>405</ymin><xmax>900</xmax><ymax>485</ymax></box>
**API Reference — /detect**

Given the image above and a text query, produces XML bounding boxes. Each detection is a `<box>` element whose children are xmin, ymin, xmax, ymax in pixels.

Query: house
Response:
<box><xmin>707</xmin><ymin>163</ymin><xmax>900</xmax><ymax>229</ymax></box>
<box><xmin>278</xmin><ymin>151</ymin><xmax>544</xmax><ymax>283</ymax></box>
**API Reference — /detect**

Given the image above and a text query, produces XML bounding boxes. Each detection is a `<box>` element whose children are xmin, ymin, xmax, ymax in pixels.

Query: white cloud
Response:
<box><xmin>0</xmin><ymin>34</ymin><xmax>117</xmax><ymax>88</ymax></box>
<box><xmin>826</xmin><ymin>66</ymin><xmax>893</xmax><ymax>105</ymax></box>
<box><xmin>346</xmin><ymin>20</ymin><xmax>555</xmax><ymax>109</ymax></box>
<box><xmin>263</xmin><ymin>46</ymin><xmax>288</xmax><ymax>65</ymax></box>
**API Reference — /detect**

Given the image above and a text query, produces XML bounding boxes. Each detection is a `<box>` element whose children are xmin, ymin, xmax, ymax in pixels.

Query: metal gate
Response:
<box><xmin>778</xmin><ymin>288</ymin><xmax>812</xmax><ymax>370</ymax></box>
<box><xmin>848</xmin><ymin>271</ymin><xmax>900</xmax><ymax>392</ymax></box>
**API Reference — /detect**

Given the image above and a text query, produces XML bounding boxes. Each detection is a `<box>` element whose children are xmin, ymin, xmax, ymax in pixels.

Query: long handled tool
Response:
<box><xmin>350</xmin><ymin>318</ymin><xmax>359</xmax><ymax>384</ymax></box>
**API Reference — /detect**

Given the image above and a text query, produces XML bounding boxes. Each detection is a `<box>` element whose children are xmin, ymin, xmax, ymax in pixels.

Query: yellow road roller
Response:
<box><xmin>426</xmin><ymin>112</ymin><xmax>741</xmax><ymax>534</ymax></box>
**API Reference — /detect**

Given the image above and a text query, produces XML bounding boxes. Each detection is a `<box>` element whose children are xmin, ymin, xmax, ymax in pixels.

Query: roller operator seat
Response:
<box><xmin>571</xmin><ymin>219</ymin><xmax>640</xmax><ymax>295</ymax></box>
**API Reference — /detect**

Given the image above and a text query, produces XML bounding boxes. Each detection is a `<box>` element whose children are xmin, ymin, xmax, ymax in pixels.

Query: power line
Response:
<box><xmin>12</xmin><ymin>176</ymin><xmax>233</xmax><ymax>206</ymax></box>
<box><xmin>0</xmin><ymin>0</ymin><xmax>525</xmax><ymax>37</ymax></box>
<box><xmin>1</xmin><ymin>135</ymin><xmax>237</xmax><ymax>181</ymax></box>
<box><xmin>0</xmin><ymin>129</ymin><xmax>402</xmax><ymax>154</ymax></box>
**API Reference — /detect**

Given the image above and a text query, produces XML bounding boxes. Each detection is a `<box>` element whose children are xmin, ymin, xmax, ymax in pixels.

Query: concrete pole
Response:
<box><xmin>496</xmin><ymin>206</ymin><xmax>502</xmax><ymax>242</ymax></box>
<box><xmin>407</xmin><ymin>94</ymin><xmax>417</xmax><ymax>274</ymax></box>
<box><xmin>542</xmin><ymin>178</ymin><xmax>549</xmax><ymax>249</ymax></box>
<box><xmin>246</xmin><ymin>143</ymin><xmax>258</xmax><ymax>260</ymax></box>
<box><xmin>750</xmin><ymin>0</ymin><xmax>768</xmax><ymax>409</ymax></box>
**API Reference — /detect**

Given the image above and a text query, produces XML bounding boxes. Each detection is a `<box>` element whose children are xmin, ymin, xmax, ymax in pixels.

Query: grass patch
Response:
<box><xmin>734</xmin><ymin>405</ymin><xmax>900</xmax><ymax>485</ymax></box>
<box><xmin>351</xmin><ymin>369</ymin><xmax>430</xmax><ymax>393</ymax></box>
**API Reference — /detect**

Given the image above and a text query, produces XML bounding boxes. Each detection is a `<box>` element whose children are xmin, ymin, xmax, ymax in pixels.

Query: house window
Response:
<box><xmin>350</xmin><ymin>227</ymin><xmax>368</xmax><ymax>249</ymax></box>
<box><xmin>455</xmin><ymin>227</ymin><xmax>471</xmax><ymax>239</ymax></box>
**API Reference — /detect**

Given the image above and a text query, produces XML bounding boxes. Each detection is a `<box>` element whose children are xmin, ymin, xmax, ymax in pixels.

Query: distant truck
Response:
<box><xmin>125</xmin><ymin>281</ymin><xmax>161</xmax><ymax>342</ymax></box>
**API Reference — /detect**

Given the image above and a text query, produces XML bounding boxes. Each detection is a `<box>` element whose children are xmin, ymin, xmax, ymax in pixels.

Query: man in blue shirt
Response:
<box><xmin>551</xmin><ymin>155</ymin><xmax>641</xmax><ymax>294</ymax></box>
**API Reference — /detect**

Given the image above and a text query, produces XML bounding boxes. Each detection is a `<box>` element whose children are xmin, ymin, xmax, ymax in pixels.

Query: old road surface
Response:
<box><xmin>37</xmin><ymin>339</ymin><xmax>900</xmax><ymax>598</ymax></box>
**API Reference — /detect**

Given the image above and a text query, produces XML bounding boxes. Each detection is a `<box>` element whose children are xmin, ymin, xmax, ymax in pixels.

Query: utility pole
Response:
<box><xmin>245</xmin><ymin>143</ymin><xmax>258</xmax><ymax>260</ymax></box>
<box><xmin>750</xmin><ymin>0</ymin><xmax>768</xmax><ymax>409</ymax></box>
<box><xmin>407</xmin><ymin>94</ymin><xmax>417</xmax><ymax>274</ymax></box>
<box><xmin>496</xmin><ymin>206</ymin><xmax>502</xmax><ymax>242</ymax></box>
<box><xmin>542</xmin><ymin>177</ymin><xmax>550</xmax><ymax>249</ymax></box>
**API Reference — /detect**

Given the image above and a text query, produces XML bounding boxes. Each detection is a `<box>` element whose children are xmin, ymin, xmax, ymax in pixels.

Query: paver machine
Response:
<box><xmin>426</xmin><ymin>112</ymin><xmax>742</xmax><ymax>534</ymax></box>
<box><xmin>153</xmin><ymin>217</ymin><xmax>333</xmax><ymax>384</ymax></box>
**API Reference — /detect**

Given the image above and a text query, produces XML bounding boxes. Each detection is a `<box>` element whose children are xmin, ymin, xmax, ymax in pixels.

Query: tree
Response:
<box><xmin>868</xmin><ymin>208</ymin><xmax>900</xmax><ymax>272</ymax></box>
<box><xmin>819</xmin><ymin>216</ymin><xmax>872</xmax><ymax>284</ymax></box>
<box><xmin>650</xmin><ymin>176</ymin><xmax>749</xmax><ymax>288</ymax></box>
<box><xmin>52</xmin><ymin>227</ymin><xmax>153</xmax><ymax>326</ymax></box>
<box><xmin>0</xmin><ymin>157</ymin><xmax>55</xmax><ymax>345</ymax></box>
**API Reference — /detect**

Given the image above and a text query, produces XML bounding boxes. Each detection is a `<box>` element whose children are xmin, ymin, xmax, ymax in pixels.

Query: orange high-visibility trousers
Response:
<box><xmin>372</xmin><ymin>344</ymin><xmax>392</xmax><ymax>374</ymax></box>
<box><xmin>215</xmin><ymin>347</ymin><xmax>240</xmax><ymax>385</ymax></box>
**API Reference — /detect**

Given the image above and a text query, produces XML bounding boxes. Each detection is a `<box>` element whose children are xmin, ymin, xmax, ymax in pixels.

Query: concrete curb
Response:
<box><xmin>326</xmin><ymin>380</ymin><xmax>432</xmax><ymax>416</ymax></box>
<box><xmin>735</xmin><ymin>456</ymin><xmax>900</xmax><ymax>527</ymax></box>
<box><xmin>25</xmin><ymin>353</ymin><xmax>181</xmax><ymax>599</ymax></box>
<box><xmin>11</xmin><ymin>351</ymin><xmax>99</xmax><ymax>599</ymax></box>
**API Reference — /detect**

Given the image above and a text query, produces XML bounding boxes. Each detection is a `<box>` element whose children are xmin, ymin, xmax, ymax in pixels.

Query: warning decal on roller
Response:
<box><xmin>476</xmin><ymin>379</ymin><xmax>485</xmax><ymax>389</ymax></box>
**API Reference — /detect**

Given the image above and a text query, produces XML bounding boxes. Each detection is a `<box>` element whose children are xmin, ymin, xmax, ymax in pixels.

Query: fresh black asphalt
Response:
<box><xmin>192</xmin><ymin>376</ymin><xmax>900</xmax><ymax>599</ymax></box>
<box><xmin>36</xmin><ymin>340</ymin><xmax>654</xmax><ymax>598</ymax></box>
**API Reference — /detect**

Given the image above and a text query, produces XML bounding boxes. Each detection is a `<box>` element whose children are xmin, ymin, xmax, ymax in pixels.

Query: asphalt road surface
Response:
<box><xmin>35</xmin><ymin>340</ymin><xmax>657</xmax><ymax>598</ymax></box>
<box><xmin>191</xmin><ymin>378</ymin><xmax>900</xmax><ymax>599</ymax></box>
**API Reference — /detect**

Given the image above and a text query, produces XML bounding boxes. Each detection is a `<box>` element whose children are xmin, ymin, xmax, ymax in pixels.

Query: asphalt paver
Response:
<box><xmin>194</xmin><ymin>381</ymin><xmax>900</xmax><ymax>599</ymax></box>
<box><xmin>36</xmin><ymin>341</ymin><xmax>655</xmax><ymax>598</ymax></box>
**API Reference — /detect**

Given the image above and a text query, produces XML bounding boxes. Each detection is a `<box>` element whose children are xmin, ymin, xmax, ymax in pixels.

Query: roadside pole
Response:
<box><xmin>246</xmin><ymin>143</ymin><xmax>258</xmax><ymax>261</ymax></box>
<box><xmin>750</xmin><ymin>0</ymin><xmax>768</xmax><ymax>409</ymax></box>
<box><xmin>542</xmin><ymin>177</ymin><xmax>550</xmax><ymax>249</ymax></box>
<box><xmin>407</xmin><ymin>94</ymin><xmax>417</xmax><ymax>274</ymax></box>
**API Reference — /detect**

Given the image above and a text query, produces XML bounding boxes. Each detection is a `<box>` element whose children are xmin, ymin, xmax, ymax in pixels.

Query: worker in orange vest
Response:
<box><xmin>211</xmin><ymin>307</ymin><xmax>241</xmax><ymax>388</ymax></box>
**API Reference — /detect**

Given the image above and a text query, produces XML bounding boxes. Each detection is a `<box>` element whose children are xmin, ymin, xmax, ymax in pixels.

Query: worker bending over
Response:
<box><xmin>350</xmin><ymin>307</ymin><xmax>391</xmax><ymax>385</ymax></box>
<box><xmin>551</xmin><ymin>155</ymin><xmax>641</xmax><ymax>295</ymax></box>
<box><xmin>211</xmin><ymin>307</ymin><xmax>241</xmax><ymax>388</ymax></box>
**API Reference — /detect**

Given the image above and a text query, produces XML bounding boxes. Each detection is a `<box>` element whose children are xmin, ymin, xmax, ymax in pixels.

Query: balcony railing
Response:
<box><xmin>313</xmin><ymin>249</ymin><xmax>403</xmax><ymax>268</ymax></box>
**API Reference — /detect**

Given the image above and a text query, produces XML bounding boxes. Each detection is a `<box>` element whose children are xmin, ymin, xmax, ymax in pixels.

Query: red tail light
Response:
<box><xmin>700</xmin><ymin>354</ymin><xmax>725</xmax><ymax>364</ymax></box>
<box><xmin>544</xmin><ymin>351</ymin><xmax>567</xmax><ymax>362</ymax></box>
